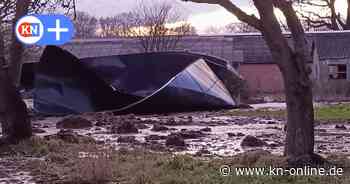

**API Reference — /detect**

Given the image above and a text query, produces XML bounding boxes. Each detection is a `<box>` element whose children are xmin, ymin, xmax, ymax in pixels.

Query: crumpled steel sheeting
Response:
<box><xmin>27</xmin><ymin>46</ymin><xmax>239</xmax><ymax>115</ymax></box>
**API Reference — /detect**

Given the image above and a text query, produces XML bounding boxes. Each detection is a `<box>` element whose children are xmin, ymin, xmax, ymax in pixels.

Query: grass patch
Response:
<box><xmin>5</xmin><ymin>137</ymin><xmax>350</xmax><ymax>184</ymax></box>
<box><xmin>228</xmin><ymin>108</ymin><xmax>286</xmax><ymax>120</ymax></box>
<box><xmin>228</xmin><ymin>103</ymin><xmax>350</xmax><ymax>122</ymax></box>
<box><xmin>315</xmin><ymin>104</ymin><xmax>350</xmax><ymax>122</ymax></box>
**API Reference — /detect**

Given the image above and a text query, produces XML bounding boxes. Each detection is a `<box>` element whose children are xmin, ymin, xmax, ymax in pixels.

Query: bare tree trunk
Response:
<box><xmin>184</xmin><ymin>0</ymin><xmax>321</xmax><ymax>166</ymax></box>
<box><xmin>0</xmin><ymin>0</ymin><xmax>32</xmax><ymax>144</ymax></box>
<box><xmin>0</xmin><ymin>65</ymin><xmax>32</xmax><ymax>143</ymax></box>
<box><xmin>9</xmin><ymin>0</ymin><xmax>30</xmax><ymax>87</ymax></box>
<box><xmin>263</xmin><ymin>34</ymin><xmax>318</xmax><ymax>165</ymax></box>
<box><xmin>253</xmin><ymin>0</ymin><xmax>317</xmax><ymax>162</ymax></box>
<box><xmin>281</xmin><ymin>52</ymin><xmax>314</xmax><ymax>157</ymax></box>
<box><xmin>0</xmin><ymin>27</ymin><xmax>5</xmax><ymax>61</ymax></box>
<box><xmin>280</xmin><ymin>51</ymin><xmax>320</xmax><ymax>166</ymax></box>
<box><xmin>0</xmin><ymin>28</ymin><xmax>6</xmax><ymax>136</ymax></box>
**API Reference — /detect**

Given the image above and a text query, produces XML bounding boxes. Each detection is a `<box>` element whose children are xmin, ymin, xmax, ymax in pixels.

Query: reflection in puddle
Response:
<box><xmin>31</xmin><ymin>112</ymin><xmax>350</xmax><ymax>157</ymax></box>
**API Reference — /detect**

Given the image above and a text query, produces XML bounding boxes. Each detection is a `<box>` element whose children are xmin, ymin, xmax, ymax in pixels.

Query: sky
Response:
<box><xmin>76</xmin><ymin>0</ymin><xmax>252</xmax><ymax>33</ymax></box>
<box><xmin>76</xmin><ymin>0</ymin><xmax>348</xmax><ymax>34</ymax></box>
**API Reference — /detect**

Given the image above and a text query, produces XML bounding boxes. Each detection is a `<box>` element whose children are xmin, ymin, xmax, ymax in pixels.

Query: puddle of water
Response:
<box><xmin>32</xmin><ymin>115</ymin><xmax>286</xmax><ymax>156</ymax></box>
<box><xmin>251</xmin><ymin>103</ymin><xmax>287</xmax><ymax>110</ymax></box>
<box><xmin>26</xmin><ymin>111</ymin><xmax>350</xmax><ymax>157</ymax></box>
<box><xmin>0</xmin><ymin>172</ymin><xmax>35</xmax><ymax>184</ymax></box>
<box><xmin>0</xmin><ymin>158</ymin><xmax>36</xmax><ymax>184</ymax></box>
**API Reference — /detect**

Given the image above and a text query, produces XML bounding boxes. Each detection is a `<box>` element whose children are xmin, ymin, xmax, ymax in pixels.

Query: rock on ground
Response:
<box><xmin>151</xmin><ymin>124</ymin><xmax>169</xmax><ymax>132</ymax></box>
<box><xmin>335</xmin><ymin>125</ymin><xmax>347</xmax><ymax>130</ymax></box>
<box><xmin>170</xmin><ymin>130</ymin><xmax>206</xmax><ymax>139</ymax></box>
<box><xmin>145</xmin><ymin>135</ymin><xmax>167</xmax><ymax>141</ymax></box>
<box><xmin>228</xmin><ymin>132</ymin><xmax>245</xmax><ymax>137</ymax></box>
<box><xmin>32</xmin><ymin>128</ymin><xmax>46</xmax><ymax>134</ymax></box>
<box><xmin>166</xmin><ymin>135</ymin><xmax>186</xmax><ymax>147</ymax></box>
<box><xmin>200</xmin><ymin>127</ymin><xmax>212</xmax><ymax>132</ymax></box>
<box><xmin>241</xmin><ymin>135</ymin><xmax>266</xmax><ymax>147</ymax></box>
<box><xmin>45</xmin><ymin>129</ymin><xmax>95</xmax><ymax>144</ymax></box>
<box><xmin>111</xmin><ymin>121</ymin><xmax>139</xmax><ymax>134</ymax></box>
<box><xmin>117</xmin><ymin>136</ymin><xmax>137</xmax><ymax>143</ymax></box>
<box><xmin>56</xmin><ymin>116</ymin><xmax>93</xmax><ymax>129</ymax></box>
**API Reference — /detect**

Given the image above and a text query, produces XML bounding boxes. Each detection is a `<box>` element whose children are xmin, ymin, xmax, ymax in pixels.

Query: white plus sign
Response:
<box><xmin>47</xmin><ymin>19</ymin><xmax>69</xmax><ymax>41</ymax></box>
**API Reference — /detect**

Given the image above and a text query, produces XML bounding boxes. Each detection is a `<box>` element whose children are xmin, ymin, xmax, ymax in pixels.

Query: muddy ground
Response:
<box><xmin>28</xmin><ymin>107</ymin><xmax>350</xmax><ymax>157</ymax></box>
<box><xmin>1</xmin><ymin>103</ymin><xmax>350</xmax><ymax>184</ymax></box>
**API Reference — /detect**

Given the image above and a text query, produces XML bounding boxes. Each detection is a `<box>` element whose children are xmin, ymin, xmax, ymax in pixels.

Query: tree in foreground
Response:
<box><xmin>183</xmin><ymin>0</ymin><xmax>321</xmax><ymax>164</ymax></box>
<box><xmin>0</xmin><ymin>0</ymin><xmax>32</xmax><ymax>144</ymax></box>
<box><xmin>0</xmin><ymin>0</ymin><xmax>75</xmax><ymax>144</ymax></box>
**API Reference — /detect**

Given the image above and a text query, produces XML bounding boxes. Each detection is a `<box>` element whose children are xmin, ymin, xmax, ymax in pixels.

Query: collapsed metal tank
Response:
<box><xmin>26</xmin><ymin>46</ymin><xmax>241</xmax><ymax>115</ymax></box>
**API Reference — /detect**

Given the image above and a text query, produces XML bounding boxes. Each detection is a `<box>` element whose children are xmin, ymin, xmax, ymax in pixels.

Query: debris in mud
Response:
<box><xmin>135</xmin><ymin>123</ymin><xmax>149</xmax><ymax>130</ymax></box>
<box><xmin>228</xmin><ymin>132</ymin><xmax>245</xmax><ymax>137</ymax></box>
<box><xmin>171</xmin><ymin>130</ymin><xmax>206</xmax><ymax>139</ymax></box>
<box><xmin>95</xmin><ymin>120</ymin><xmax>107</xmax><ymax>127</ymax></box>
<box><xmin>166</xmin><ymin>135</ymin><xmax>186</xmax><ymax>148</ymax></box>
<box><xmin>32</xmin><ymin>128</ymin><xmax>46</xmax><ymax>134</ymax></box>
<box><xmin>195</xmin><ymin>149</ymin><xmax>211</xmax><ymax>156</ymax></box>
<box><xmin>0</xmin><ymin>157</ymin><xmax>36</xmax><ymax>184</ymax></box>
<box><xmin>266</xmin><ymin>126</ymin><xmax>283</xmax><ymax>130</ymax></box>
<box><xmin>200</xmin><ymin>127</ymin><xmax>212</xmax><ymax>132</ymax></box>
<box><xmin>56</xmin><ymin>116</ymin><xmax>93</xmax><ymax>129</ymax></box>
<box><xmin>235</xmin><ymin>104</ymin><xmax>253</xmax><ymax>109</ymax></box>
<box><xmin>151</xmin><ymin>124</ymin><xmax>170</xmax><ymax>132</ymax></box>
<box><xmin>45</xmin><ymin>129</ymin><xmax>95</xmax><ymax>144</ymax></box>
<box><xmin>23</xmin><ymin>110</ymin><xmax>350</xmax><ymax>157</ymax></box>
<box><xmin>241</xmin><ymin>135</ymin><xmax>266</xmax><ymax>147</ymax></box>
<box><xmin>145</xmin><ymin>135</ymin><xmax>167</xmax><ymax>141</ymax></box>
<box><xmin>268</xmin><ymin>141</ymin><xmax>284</xmax><ymax>148</ymax></box>
<box><xmin>266</xmin><ymin>120</ymin><xmax>278</xmax><ymax>124</ymax></box>
<box><xmin>162</xmin><ymin>117</ymin><xmax>194</xmax><ymax>126</ymax></box>
<box><xmin>117</xmin><ymin>136</ymin><xmax>137</xmax><ymax>143</ymax></box>
<box><xmin>335</xmin><ymin>125</ymin><xmax>347</xmax><ymax>130</ymax></box>
<box><xmin>111</xmin><ymin>121</ymin><xmax>139</xmax><ymax>134</ymax></box>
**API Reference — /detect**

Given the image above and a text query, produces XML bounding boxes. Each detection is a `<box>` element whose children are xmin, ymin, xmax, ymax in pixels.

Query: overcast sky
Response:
<box><xmin>76</xmin><ymin>0</ymin><xmax>251</xmax><ymax>17</ymax></box>
<box><xmin>76</xmin><ymin>0</ymin><xmax>253</xmax><ymax>33</ymax></box>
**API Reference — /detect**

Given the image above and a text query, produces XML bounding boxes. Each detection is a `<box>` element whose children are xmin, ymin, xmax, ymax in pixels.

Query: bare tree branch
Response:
<box><xmin>73</xmin><ymin>11</ymin><xmax>98</xmax><ymax>39</ymax></box>
<box><xmin>296</xmin><ymin>0</ymin><xmax>350</xmax><ymax>30</ymax></box>
<box><xmin>102</xmin><ymin>1</ymin><xmax>196</xmax><ymax>52</ymax></box>
<box><xmin>183</xmin><ymin>0</ymin><xmax>263</xmax><ymax>30</ymax></box>
<box><xmin>184</xmin><ymin>0</ymin><xmax>317</xmax><ymax>159</ymax></box>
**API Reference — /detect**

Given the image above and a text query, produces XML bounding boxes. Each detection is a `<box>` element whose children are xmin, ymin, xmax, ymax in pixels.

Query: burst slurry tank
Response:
<box><xmin>25</xmin><ymin>46</ymin><xmax>241</xmax><ymax>115</ymax></box>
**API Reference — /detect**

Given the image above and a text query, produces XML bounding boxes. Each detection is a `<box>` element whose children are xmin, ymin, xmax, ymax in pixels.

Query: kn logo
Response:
<box><xmin>16</xmin><ymin>14</ymin><xmax>74</xmax><ymax>45</ymax></box>
<box><xmin>16</xmin><ymin>15</ymin><xmax>44</xmax><ymax>44</ymax></box>
<box><xmin>18</xmin><ymin>23</ymin><xmax>41</xmax><ymax>37</ymax></box>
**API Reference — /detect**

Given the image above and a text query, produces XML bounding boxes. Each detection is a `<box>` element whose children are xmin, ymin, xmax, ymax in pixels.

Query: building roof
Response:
<box><xmin>230</xmin><ymin>35</ymin><xmax>273</xmax><ymax>64</ymax></box>
<box><xmin>226</xmin><ymin>31</ymin><xmax>350</xmax><ymax>64</ymax></box>
<box><xmin>23</xmin><ymin>31</ymin><xmax>350</xmax><ymax>64</ymax></box>
<box><xmin>310</xmin><ymin>32</ymin><xmax>350</xmax><ymax>60</ymax></box>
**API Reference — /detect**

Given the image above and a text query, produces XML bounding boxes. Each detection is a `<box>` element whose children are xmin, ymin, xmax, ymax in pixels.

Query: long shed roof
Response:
<box><xmin>24</xmin><ymin>31</ymin><xmax>350</xmax><ymax>64</ymax></box>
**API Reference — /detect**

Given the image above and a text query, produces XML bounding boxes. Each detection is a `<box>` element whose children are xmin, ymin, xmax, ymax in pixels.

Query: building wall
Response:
<box><xmin>238</xmin><ymin>64</ymin><xmax>284</xmax><ymax>94</ymax></box>
<box><xmin>317</xmin><ymin>58</ymin><xmax>350</xmax><ymax>81</ymax></box>
<box><xmin>313</xmin><ymin>58</ymin><xmax>350</xmax><ymax>98</ymax></box>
